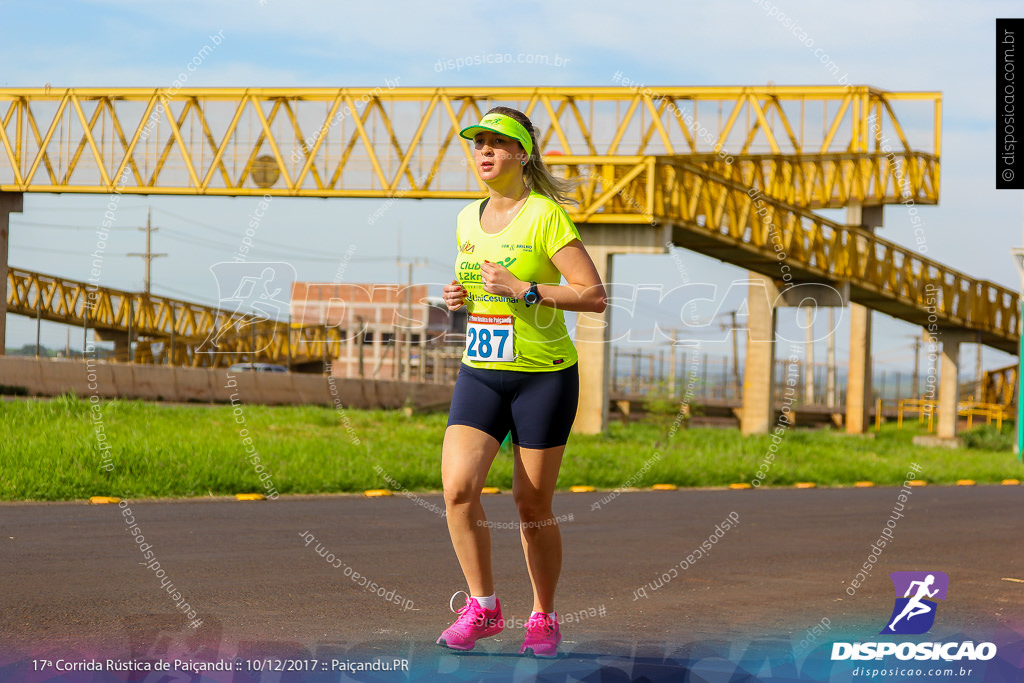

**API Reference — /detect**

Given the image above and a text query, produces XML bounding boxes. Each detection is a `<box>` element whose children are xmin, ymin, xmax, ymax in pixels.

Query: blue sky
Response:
<box><xmin>3</xmin><ymin>0</ymin><xmax>1021</xmax><ymax>378</ymax></box>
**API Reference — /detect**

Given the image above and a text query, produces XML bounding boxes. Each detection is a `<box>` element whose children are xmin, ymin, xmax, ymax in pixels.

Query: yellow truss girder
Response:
<box><xmin>691</xmin><ymin>152</ymin><xmax>938</xmax><ymax>209</ymax></box>
<box><xmin>5</xmin><ymin>266</ymin><xmax>349</xmax><ymax>367</ymax></box>
<box><xmin>554</xmin><ymin>157</ymin><xmax>1016</xmax><ymax>352</ymax></box>
<box><xmin>0</xmin><ymin>86</ymin><xmax>939</xmax><ymax>207</ymax></box>
<box><xmin>980</xmin><ymin>364</ymin><xmax>1018</xmax><ymax>406</ymax></box>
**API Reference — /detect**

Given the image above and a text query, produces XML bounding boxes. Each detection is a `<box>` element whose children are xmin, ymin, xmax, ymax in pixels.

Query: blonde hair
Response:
<box><xmin>485</xmin><ymin>106</ymin><xmax>578</xmax><ymax>205</ymax></box>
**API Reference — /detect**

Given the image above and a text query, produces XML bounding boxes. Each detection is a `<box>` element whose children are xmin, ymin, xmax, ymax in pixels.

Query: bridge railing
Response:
<box><xmin>546</xmin><ymin>156</ymin><xmax>1018</xmax><ymax>351</ymax></box>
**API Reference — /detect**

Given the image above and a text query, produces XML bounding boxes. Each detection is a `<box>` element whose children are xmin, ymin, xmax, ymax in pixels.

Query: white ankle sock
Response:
<box><xmin>532</xmin><ymin>610</ymin><xmax>556</xmax><ymax>620</ymax></box>
<box><xmin>473</xmin><ymin>594</ymin><xmax>497</xmax><ymax>610</ymax></box>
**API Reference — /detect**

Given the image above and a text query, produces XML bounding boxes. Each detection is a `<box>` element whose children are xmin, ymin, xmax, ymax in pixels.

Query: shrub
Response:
<box><xmin>960</xmin><ymin>424</ymin><xmax>1014</xmax><ymax>452</ymax></box>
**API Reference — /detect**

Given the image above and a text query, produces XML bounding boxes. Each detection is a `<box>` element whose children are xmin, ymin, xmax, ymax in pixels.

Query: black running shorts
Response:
<box><xmin>446</xmin><ymin>363</ymin><xmax>580</xmax><ymax>449</ymax></box>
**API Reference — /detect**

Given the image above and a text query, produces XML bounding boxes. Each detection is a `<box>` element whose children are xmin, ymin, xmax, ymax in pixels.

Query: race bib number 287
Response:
<box><xmin>466</xmin><ymin>314</ymin><xmax>515</xmax><ymax>362</ymax></box>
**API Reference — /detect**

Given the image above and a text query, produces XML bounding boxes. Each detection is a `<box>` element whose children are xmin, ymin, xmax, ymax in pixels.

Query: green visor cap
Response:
<box><xmin>459</xmin><ymin>113</ymin><xmax>534</xmax><ymax>158</ymax></box>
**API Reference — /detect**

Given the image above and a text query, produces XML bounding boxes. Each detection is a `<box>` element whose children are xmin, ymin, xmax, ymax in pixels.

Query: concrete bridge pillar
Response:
<box><xmin>94</xmin><ymin>330</ymin><xmax>132</xmax><ymax>361</ymax></box>
<box><xmin>935</xmin><ymin>330</ymin><xmax>972</xmax><ymax>440</ymax></box>
<box><xmin>741</xmin><ymin>280</ymin><xmax>848</xmax><ymax>435</ymax></box>
<box><xmin>846</xmin><ymin>302</ymin><xmax>874</xmax><ymax>434</ymax></box>
<box><xmin>741</xmin><ymin>273</ymin><xmax>779</xmax><ymax>435</ymax></box>
<box><xmin>573</xmin><ymin>224</ymin><xmax>668</xmax><ymax>435</ymax></box>
<box><xmin>574</xmin><ymin>244</ymin><xmax>613</xmax><ymax>435</ymax></box>
<box><xmin>0</xmin><ymin>193</ymin><xmax>24</xmax><ymax>356</ymax></box>
<box><xmin>845</xmin><ymin>202</ymin><xmax>884</xmax><ymax>434</ymax></box>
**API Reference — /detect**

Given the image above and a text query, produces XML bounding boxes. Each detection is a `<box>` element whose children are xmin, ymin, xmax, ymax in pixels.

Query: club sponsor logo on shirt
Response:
<box><xmin>501</xmin><ymin>243</ymin><xmax>534</xmax><ymax>253</ymax></box>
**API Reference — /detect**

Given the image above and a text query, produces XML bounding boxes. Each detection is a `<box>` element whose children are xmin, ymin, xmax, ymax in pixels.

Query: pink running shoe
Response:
<box><xmin>520</xmin><ymin>612</ymin><xmax>561</xmax><ymax>658</ymax></box>
<box><xmin>436</xmin><ymin>592</ymin><xmax>503</xmax><ymax>651</ymax></box>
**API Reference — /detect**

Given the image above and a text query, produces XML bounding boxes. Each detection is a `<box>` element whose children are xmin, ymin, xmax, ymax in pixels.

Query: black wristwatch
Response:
<box><xmin>523</xmin><ymin>281</ymin><xmax>540</xmax><ymax>306</ymax></box>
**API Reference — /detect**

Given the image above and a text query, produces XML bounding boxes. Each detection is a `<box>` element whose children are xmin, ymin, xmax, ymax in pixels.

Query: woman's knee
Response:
<box><xmin>514</xmin><ymin>491</ymin><xmax>553</xmax><ymax>523</ymax></box>
<box><xmin>441</xmin><ymin>426</ymin><xmax>500</xmax><ymax>508</ymax></box>
<box><xmin>443</xmin><ymin>478</ymin><xmax>482</xmax><ymax>508</ymax></box>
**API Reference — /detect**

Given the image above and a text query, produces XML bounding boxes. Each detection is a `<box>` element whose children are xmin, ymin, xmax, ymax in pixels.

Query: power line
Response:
<box><xmin>26</xmin><ymin>205</ymin><xmax>148</xmax><ymax>213</ymax></box>
<box><xmin>12</xmin><ymin>210</ymin><xmax>440</xmax><ymax>267</ymax></box>
<box><xmin>150</xmin><ymin>284</ymin><xmax>221</xmax><ymax>307</ymax></box>
<box><xmin>10</xmin><ymin>218</ymin><xmax>138</xmax><ymax>231</ymax></box>
<box><xmin>152</xmin><ymin>218</ymin><xmax>401</xmax><ymax>265</ymax></box>
<box><xmin>157</xmin><ymin>230</ymin><xmax>399</xmax><ymax>264</ymax></box>
<box><xmin>14</xmin><ymin>210</ymin><xmax>378</xmax><ymax>261</ymax></box>
<box><xmin>10</xmin><ymin>244</ymin><xmax>132</xmax><ymax>257</ymax></box>
<box><xmin>152</xmin><ymin>207</ymin><xmax>362</xmax><ymax>259</ymax></box>
<box><xmin>158</xmin><ymin>231</ymin><xmax>241</xmax><ymax>252</ymax></box>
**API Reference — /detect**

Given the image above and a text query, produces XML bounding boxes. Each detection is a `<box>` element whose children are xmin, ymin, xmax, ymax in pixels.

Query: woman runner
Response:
<box><xmin>436</xmin><ymin>106</ymin><xmax>606</xmax><ymax>658</ymax></box>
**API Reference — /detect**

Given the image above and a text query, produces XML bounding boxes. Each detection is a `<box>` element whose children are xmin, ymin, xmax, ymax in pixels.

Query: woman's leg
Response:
<box><xmin>512</xmin><ymin>444</ymin><xmax>565</xmax><ymax>613</ymax></box>
<box><xmin>441</xmin><ymin>424</ymin><xmax>502</xmax><ymax>596</ymax></box>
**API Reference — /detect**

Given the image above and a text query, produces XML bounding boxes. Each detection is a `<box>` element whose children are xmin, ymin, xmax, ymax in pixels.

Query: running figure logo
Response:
<box><xmin>201</xmin><ymin>261</ymin><xmax>295</xmax><ymax>353</ymax></box>
<box><xmin>880</xmin><ymin>571</ymin><xmax>949</xmax><ymax>635</ymax></box>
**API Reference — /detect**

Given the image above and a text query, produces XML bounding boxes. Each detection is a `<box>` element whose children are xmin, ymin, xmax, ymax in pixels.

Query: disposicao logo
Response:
<box><xmin>881</xmin><ymin>571</ymin><xmax>947</xmax><ymax>635</ymax></box>
<box><xmin>831</xmin><ymin>571</ymin><xmax>997</xmax><ymax>663</ymax></box>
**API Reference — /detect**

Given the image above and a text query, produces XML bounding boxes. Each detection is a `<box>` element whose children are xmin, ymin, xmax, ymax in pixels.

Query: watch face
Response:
<box><xmin>524</xmin><ymin>283</ymin><xmax>539</xmax><ymax>304</ymax></box>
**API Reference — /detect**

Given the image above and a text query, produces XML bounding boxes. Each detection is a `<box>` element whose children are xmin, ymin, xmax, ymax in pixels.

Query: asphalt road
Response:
<box><xmin>2</xmin><ymin>487</ymin><xmax>1022</xmax><ymax>681</ymax></box>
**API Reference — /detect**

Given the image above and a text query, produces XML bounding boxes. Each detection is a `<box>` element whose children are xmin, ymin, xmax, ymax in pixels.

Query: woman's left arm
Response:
<box><xmin>480</xmin><ymin>239</ymin><xmax>607</xmax><ymax>313</ymax></box>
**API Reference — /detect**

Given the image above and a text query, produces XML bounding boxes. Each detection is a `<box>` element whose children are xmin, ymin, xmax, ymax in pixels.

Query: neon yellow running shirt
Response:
<box><xmin>455</xmin><ymin>192</ymin><xmax>581</xmax><ymax>371</ymax></box>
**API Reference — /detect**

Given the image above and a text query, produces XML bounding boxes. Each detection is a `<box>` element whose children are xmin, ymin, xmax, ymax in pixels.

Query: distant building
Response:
<box><xmin>290</xmin><ymin>282</ymin><xmax>466</xmax><ymax>380</ymax></box>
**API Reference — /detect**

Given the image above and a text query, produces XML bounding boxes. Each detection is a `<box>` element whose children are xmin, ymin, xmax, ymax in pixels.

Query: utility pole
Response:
<box><xmin>126</xmin><ymin>209</ymin><xmax>167</xmax><ymax>296</ymax></box>
<box><xmin>395</xmin><ymin>257</ymin><xmax>426</xmax><ymax>382</ymax></box>
<box><xmin>715</xmin><ymin>311</ymin><xmax>743</xmax><ymax>400</ymax></box>
<box><xmin>826</xmin><ymin>308</ymin><xmax>836</xmax><ymax>406</ymax></box>
<box><xmin>975</xmin><ymin>334</ymin><xmax>983</xmax><ymax>401</ymax></box>
<box><xmin>730</xmin><ymin>311</ymin><xmax>741</xmax><ymax>397</ymax></box>
<box><xmin>804</xmin><ymin>306</ymin><xmax>815</xmax><ymax>405</ymax></box>
<box><xmin>912</xmin><ymin>335</ymin><xmax>921</xmax><ymax>398</ymax></box>
<box><xmin>356</xmin><ymin>315</ymin><xmax>366</xmax><ymax>378</ymax></box>
<box><xmin>667</xmin><ymin>329</ymin><xmax>677</xmax><ymax>398</ymax></box>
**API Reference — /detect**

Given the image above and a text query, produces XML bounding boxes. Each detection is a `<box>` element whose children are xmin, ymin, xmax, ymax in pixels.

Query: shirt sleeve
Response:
<box><xmin>541</xmin><ymin>203</ymin><xmax>582</xmax><ymax>258</ymax></box>
<box><xmin>455</xmin><ymin>201</ymin><xmax>472</xmax><ymax>251</ymax></box>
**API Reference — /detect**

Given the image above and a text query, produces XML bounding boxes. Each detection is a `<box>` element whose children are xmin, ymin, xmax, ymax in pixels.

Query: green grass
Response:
<box><xmin>1</xmin><ymin>395</ymin><xmax>1021</xmax><ymax>501</ymax></box>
